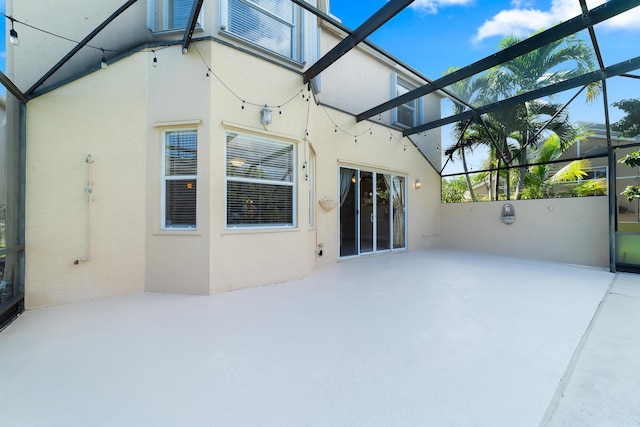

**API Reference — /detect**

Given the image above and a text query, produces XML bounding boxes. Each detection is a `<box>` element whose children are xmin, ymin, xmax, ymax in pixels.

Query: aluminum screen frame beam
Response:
<box><xmin>182</xmin><ymin>0</ymin><xmax>204</xmax><ymax>53</ymax></box>
<box><xmin>289</xmin><ymin>0</ymin><xmax>352</xmax><ymax>35</ymax></box>
<box><xmin>356</xmin><ymin>0</ymin><xmax>640</xmax><ymax>123</ymax></box>
<box><xmin>303</xmin><ymin>0</ymin><xmax>414</xmax><ymax>83</ymax></box>
<box><xmin>291</xmin><ymin>0</ymin><xmax>479</xmax><ymax>116</ymax></box>
<box><xmin>25</xmin><ymin>0</ymin><xmax>139</xmax><ymax>97</ymax></box>
<box><xmin>0</xmin><ymin>71</ymin><xmax>27</xmax><ymax>104</ymax></box>
<box><xmin>404</xmin><ymin>56</ymin><xmax>640</xmax><ymax>137</ymax></box>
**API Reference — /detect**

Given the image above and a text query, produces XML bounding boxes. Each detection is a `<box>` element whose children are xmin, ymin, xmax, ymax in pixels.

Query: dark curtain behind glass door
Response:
<box><xmin>339</xmin><ymin>167</ymin><xmax>358</xmax><ymax>257</ymax></box>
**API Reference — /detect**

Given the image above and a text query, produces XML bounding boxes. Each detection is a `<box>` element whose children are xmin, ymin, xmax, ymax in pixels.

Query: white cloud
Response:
<box><xmin>410</xmin><ymin>0</ymin><xmax>474</xmax><ymax>14</ymax></box>
<box><xmin>473</xmin><ymin>8</ymin><xmax>555</xmax><ymax>42</ymax></box>
<box><xmin>473</xmin><ymin>0</ymin><xmax>639</xmax><ymax>43</ymax></box>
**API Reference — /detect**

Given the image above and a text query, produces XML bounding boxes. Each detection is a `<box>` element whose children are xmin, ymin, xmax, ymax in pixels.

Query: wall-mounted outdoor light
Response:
<box><xmin>501</xmin><ymin>203</ymin><xmax>516</xmax><ymax>225</ymax></box>
<box><xmin>261</xmin><ymin>105</ymin><xmax>272</xmax><ymax>125</ymax></box>
<box><xmin>414</xmin><ymin>179</ymin><xmax>422</xmax><ymax>189</ymax></box>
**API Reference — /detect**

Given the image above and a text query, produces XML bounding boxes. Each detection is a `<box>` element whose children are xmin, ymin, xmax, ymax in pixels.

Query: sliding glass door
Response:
<box><xmin>339</xmin><ymin>167</ymin><xmax>406</xmax><ymax>257</ymax></box>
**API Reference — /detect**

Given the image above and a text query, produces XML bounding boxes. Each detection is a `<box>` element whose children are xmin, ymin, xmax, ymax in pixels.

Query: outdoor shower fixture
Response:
<box><xmin>74</xmin><ymin>154</ymin><xmax>95</xmax><ymax>265</ymax></box>
<box><xmin>501</xmin><ymin>203</ymin><xmax>516</xmax><ymax>225</ymax></box>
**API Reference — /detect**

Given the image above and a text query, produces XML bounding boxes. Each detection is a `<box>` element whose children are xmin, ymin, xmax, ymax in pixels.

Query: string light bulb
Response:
<box><xmin>9</xmin><ymin>18</ymin><xmax>19</xmax><ymax>46</ymax></box>
<box><xmin>100</xmin><ymin>49</ymin><xmax>108</xmax><ymax>69</ymax></box>
<box><xmin>152</xmin><ymin>50</ymin><xmax>158</xmax><ymax>68</ymax></box>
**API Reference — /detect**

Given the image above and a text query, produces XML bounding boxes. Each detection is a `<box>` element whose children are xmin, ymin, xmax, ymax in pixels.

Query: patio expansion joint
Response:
<box><xmin>537</xmin><ymin>274</ymin><xmax>618</xmax><ymax>427</ymax></box>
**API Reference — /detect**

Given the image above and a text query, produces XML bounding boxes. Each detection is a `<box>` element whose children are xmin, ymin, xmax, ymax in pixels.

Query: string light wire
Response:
<box><xmin>3</xmin><ymin>12</ymin><xmax>416</xmax><ymax>152</ymax></box>
<box><xmin>1</xmin><ymin>12</ymin><xmax>120</xmax><ymax>53</ymax></box>
<box><xmin>192</xmin><ymin>42</ymin><xmax>306</xmax><ymax>111</ymax></box>
<box><xmin>1</xmin><ymin>12</ymin><xmax>168</xmax><ymax>67</ymax></box>
<box><xmin>319</xmin><ymin>104</ymin><xmax>372</xmax><ymax>140</ymax></box>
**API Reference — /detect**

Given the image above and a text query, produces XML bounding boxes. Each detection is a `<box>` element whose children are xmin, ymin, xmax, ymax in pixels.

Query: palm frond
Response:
<box><xmin>548</xmin><ymin>159</ymin><xmax>590</xmax><ymax>184</ymax></box>
<box><xmin>574</xmin><ymin>178</ymin><xmax>607</xmax><ymax>197</ymax></box>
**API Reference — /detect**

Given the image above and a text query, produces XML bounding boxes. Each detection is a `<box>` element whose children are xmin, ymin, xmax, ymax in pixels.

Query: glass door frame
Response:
<box><xmin>338</xmin><ymin>165</ymin><xmax>406</xmax><ymax>258</ymax></box>
<box><xmin>613</xmin><ymin>144</ymin><xmax>640</xmax><ymax>273</ymax></box>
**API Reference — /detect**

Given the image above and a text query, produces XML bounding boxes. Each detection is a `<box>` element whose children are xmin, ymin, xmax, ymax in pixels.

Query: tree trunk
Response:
<box><xmin>487</xmin><ymin>169</ymin><xmax>494</xmax><ymax>201</ymax></box>
<box><xmin>515</xmin><ymin>147</ymin><xmax>527</xmax><ymax>200</ymax></box>
<box><xmin>495</xmin><ymin>161</ymin><xmax>501</xmax><ymax>200</ymax></box>
<box><xmin>461</xmin><ymin>149</ymin><xmax>476</xmax><ymax>202</ymax></box>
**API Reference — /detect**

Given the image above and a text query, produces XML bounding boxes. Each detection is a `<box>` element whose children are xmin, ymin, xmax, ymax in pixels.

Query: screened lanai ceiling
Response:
<box><xmin>2</xmin><ymin>0</ymin><xmax>640</xmax><ymax>177</ymax></box>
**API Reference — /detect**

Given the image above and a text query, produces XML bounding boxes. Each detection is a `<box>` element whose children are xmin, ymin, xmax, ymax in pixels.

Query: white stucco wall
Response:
<box><xmin>25</xmin><ymin>55</ymin><xmax>149</xmax><ymax>308</ymax></box>
<box><xmin>440</xmin><ymin>197</ymin><xmax>610</xmax><ymax>268</ymax></box>
<box><xmin>144</xmin><ymin>43</ymin><xmax>212</xmax><ymax>296</ymax></box>
<box><xmin>23</xmin><ymin>37</ymin><xmax>443</xmax><ymax>308</ymax></box>
<box><xmin>202</xmin><ymin>40</ymin><xmax>441</xmax><ymax>292</ymax></box>
<box><xmin>316</xmin><ymin>26</ymin><xmax>443</xmax><ymax>171</ymax></box>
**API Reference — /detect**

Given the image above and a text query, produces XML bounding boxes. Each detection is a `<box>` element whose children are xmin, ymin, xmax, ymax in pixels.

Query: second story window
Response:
<box><xmin>221</xmin><ymin>0</ymin><xmax>303</xmax><ymax>62</ymax></box>
<box><xmin>150</xmin><ymin>0</ymin><xmax>200</xmax><ymax>32</ymax></box>
<box><xmin>391</xmin><ymin>73</ymin><xmax>422</xmax><ymax>129</ymax></box>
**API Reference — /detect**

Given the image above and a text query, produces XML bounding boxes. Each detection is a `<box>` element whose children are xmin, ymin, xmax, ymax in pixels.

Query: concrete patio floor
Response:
<box><xmin>0</xmin><ymin>249</ymin><xmax>638</xmax><ymax>426</ymax></box>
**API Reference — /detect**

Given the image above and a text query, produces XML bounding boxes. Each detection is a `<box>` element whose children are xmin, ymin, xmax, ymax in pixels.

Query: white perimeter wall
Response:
<box><xmin>440</xmin><ymin>197</ymin><xmax>610</xmax><ymax>269</ymax></box>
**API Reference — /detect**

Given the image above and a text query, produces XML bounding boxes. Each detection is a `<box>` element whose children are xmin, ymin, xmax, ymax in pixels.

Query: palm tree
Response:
<box><xmin>521</xmin><ymin>132</ymin><xmax>605</xmax><ymax>199</ymax></box>
<box><xmin>443</xmin><ymin>70</ymin><xmax>490</xmax><ymax>202</ymax></box>
<box><xmin>481</xmin><ymin>33</ymin><xmax>597</xmax><ymax>199</ymax></box>
<box><xmin>442</xmin><ymin>33</ymin><xmax>596</xmax><ymax>201</ymax></box>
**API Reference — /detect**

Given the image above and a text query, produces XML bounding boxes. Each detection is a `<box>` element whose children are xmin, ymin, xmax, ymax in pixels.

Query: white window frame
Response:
<box><xmin>308</xmin><ymin>148</ymin><xmax>316</xmax><ymax>227</ymax></box>
<box><xmin>148</xmin><ymin>0</ymin><xmax>203</xmax><ymax>33</ymax></box>
<box><xmin>162</xmin><ymin>129</ymin><xmax>198</xmax><ymax>230</ymax></box>
<box><xmin>219</xmin><ymin>0</ymin><xmax>305</xmax><ymax>64</ymax></box>
<box><xmin>583</xmin><ymin>166</ymin><xmax>608</xmax><ymax>181</ymax></box>
<box><xmin>391</xmin><ymin>73</ymin><xmax>423</xmax><ymax>129</ymax></box>
<box><xmin>225</xmin><ymin>131</ymin><xmax>297</xmax><ymax>229</ymax></box>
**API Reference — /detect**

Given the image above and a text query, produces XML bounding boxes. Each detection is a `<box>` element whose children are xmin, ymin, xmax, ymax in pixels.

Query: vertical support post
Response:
<box><xmin>608</xmin><ymin>148</ymin><xmax>617</xmax><ymax>273</ymax></box>
<box><xmin>601</xmin><ymin>76</ymin><xmax>616</xmax><ymax>273</ymax></box>
<box><xmin>17</xmin><ymin>102</ymin><xmax>26</xmax><ymax>301</ymax></box>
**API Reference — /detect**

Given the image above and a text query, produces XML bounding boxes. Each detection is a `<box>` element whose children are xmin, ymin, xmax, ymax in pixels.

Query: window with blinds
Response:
<box><xmin>222</xmin><ymin>0</ymin><xmax>301</xmax><ymax>61</ymax></box>
<box><xmin>170</xmin><ymin>0</ymin><xmax>192</xmax><ymax>29</ymax></box>
<box><xmin>149</xmin><ymin>0</ymin><xmax>199</xmax><ymax>32</ymax></box>
<box><xmin>226</xmin><ymin>132</ymin><xmax>296</xmax><ymax>227</ymax></box>
<box><xmin>163</xmin><ymin>129</ymin><xmax>197</xmax><ymax>229</ymax></box>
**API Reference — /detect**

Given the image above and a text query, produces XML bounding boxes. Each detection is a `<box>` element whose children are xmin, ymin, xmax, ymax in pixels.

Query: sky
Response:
<box><xmin>329</xmin><ymin>0</ymin><xmax>639</xmax><ymax>79</ymax></box>
<box><xmin>328</xmin><ymin>0</ymin><xmax>640</xmax><ymax>173</ymax></box>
